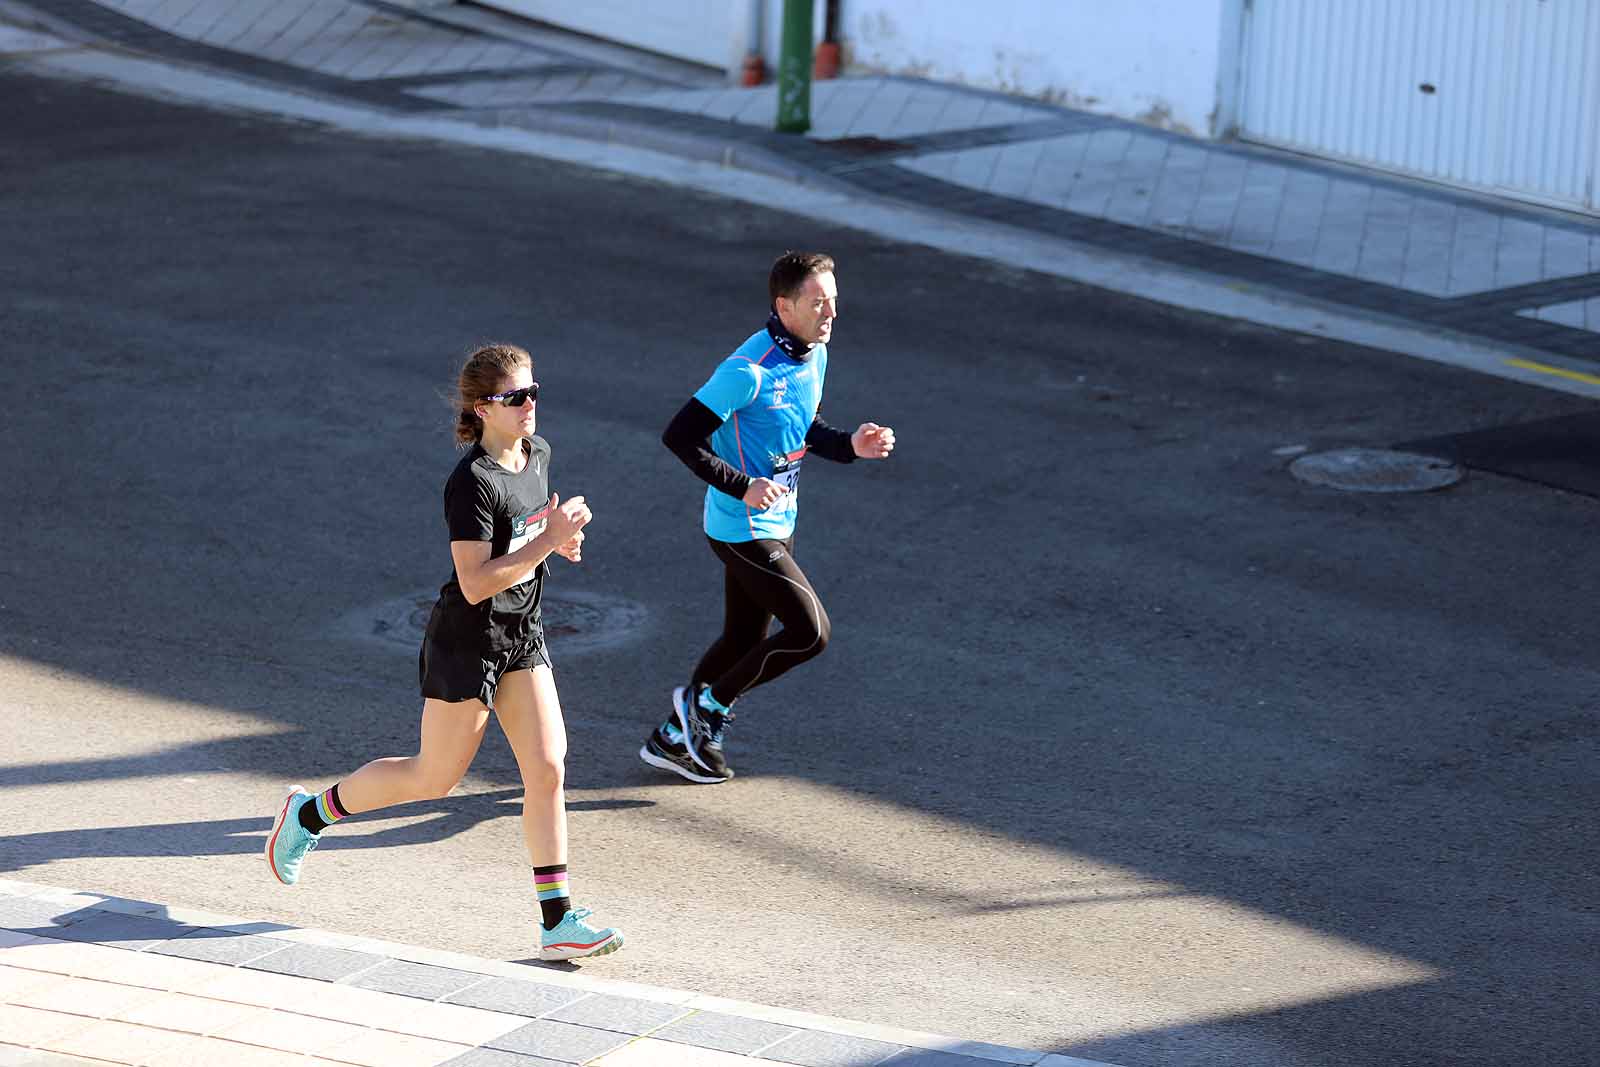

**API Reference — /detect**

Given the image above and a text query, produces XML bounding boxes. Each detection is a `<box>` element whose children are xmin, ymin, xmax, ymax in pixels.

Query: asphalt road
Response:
<box><xmin>1</xmin><ymin>69</ymin><xmax>1597</xmax><ymax>1067</ymax></box>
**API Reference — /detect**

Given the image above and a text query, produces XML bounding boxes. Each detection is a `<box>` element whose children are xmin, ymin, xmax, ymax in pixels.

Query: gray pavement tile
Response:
<box><xmin>948</xmin><ymin>148</ymin><xmax>1001</xmax><ymax>193</ymax></box>
<box><xmin>933</xmin><ymin>88</ymin><xmax>995</xmax><ymax>134</ymax></box>
<box><xmin>342</xmin><ymin>958</ymin><xmax>486</xmax><ymax>1000</ymax></box>
<box><xmin>186</xmin><ymin>1</ymin><xmax>267</xmax><ymax>45</ymax></box>
<box><xmin>242</xmin><ymin>940</ymin><xmax>385</xmax><ymax>981</ymax></box>
<box><xmin>143</xmin><ymin>0</ymin><xmax>199</xmax><ymax>30</ymax></box>
<box><xmin>45</xmin><ymin>911</ymin><xmax>195</xmax><ymax>950</ymax></box>
<box><xmin>653</xmin><ymin>1010</ymin><xmax>801</xmax><ymax>1055</ymax></box>
<box><xmin>760</xmin><ymin>1028</ymin><xmax>907</xmax><ymax>1067</ymax></box>
<box><xmin>169</xmin><ymin>2</ymin><xmax>233</xmax><ymax>40</ymax></box>
<box><xmin>381</xmin><ymin>32</ymin><xmax>484</xmax><ymax>78</ymax></box>
<box><xmin>270</xmin><ymin>4</ymin><xmax>370</xmax><ymax>66</ymax></box>
<box><xmin>345</xmin><ymin>31</ymin><xmax>446</xmax><ymax>81</ymax></box>
<box><xmin>988</xmin><ymin>139</ymin><xmax>1048</xmax><ymax>199</ymax></box>
<box><xmin>812</xmin><ymin>80</ymin><xmax>881</xmax><ymax>138</ymax></box>
<box><xmin>0</xmin><ymin>895</ymin><xmax>77</xmax><ymax>932</ymax></box>
<box><xmin>256</xmin><ymin>8</ymin><xmax>346</xmax><ymax>65</ymax></box>
<box><xmin>704</xmin><ymin>85</ymin><xmax>758</xmax><ymax>120</ymax></box>
<box><xmin>148</xmin><ymin>930</ymin><xmax>287</xmax><ymax>965</ymax></box>
<box><xmin>319</xmin><ymin>24</ymin><xmax>406</xmax><ymax>79</ymax></box>
<box><xmin>440</xmin><ymin>1050</ymin><xmax>572</xmax><ymax>1067</ymax></box>
<box><xmin>442</xmin><ymin>975</ymin><xmax>586</xmax><ymax>1018</ymax></box>
<box><xmin>845</xmin><ymin>79</ymin><xmax>919</xmax><ymax>138</ymax></box>
<box><xmin>1104</xmin><ymin>136</ymin><xmax>1170</xmax><ymax>226</ymax></box>
<box><xmin>1544</xmin><ymin>226</ymin><xmax>1591</xmax><ymax>279</ymax></box>
<box><xmin>892</xmin><ymin>84</ymin><xmax>959</xmax><ymax>140</ymax></box>
<box><xmin>222</xmin><ymin>1</ymin><xmax>318</xmax><ymax>50</ymax></box>
<box><xmin>879</xmin><ymin>1050</ymin><xmax>1008</xmax><ymax>1067</ymax></box>
<box><xmin>1524</xmin><ymin>302</ymin><xmax>1588</xmax><ymax>328</ymax></box>
<box><xmin>485</xmin><ymin>1018</ymin><xmax>633</xmax><ymax>1061</ymax></box>
<box><xmin>542</xmin><ymin>993</ymin><xmax>690</xmax><ymax>1035</ymax></box>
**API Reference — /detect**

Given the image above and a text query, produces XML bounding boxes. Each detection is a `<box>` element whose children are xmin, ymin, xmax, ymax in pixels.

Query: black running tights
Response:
<box><xmin>691</xmin><ymin>536</ymin><xmax>831</xmax><ymax>706</ymax></box>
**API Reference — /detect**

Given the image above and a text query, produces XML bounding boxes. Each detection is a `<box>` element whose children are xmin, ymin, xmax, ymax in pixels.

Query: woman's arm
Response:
<box><xmin>452</xmin><ymin>492</ymin><xmax>590</xmax><ymax>605</ymax></box>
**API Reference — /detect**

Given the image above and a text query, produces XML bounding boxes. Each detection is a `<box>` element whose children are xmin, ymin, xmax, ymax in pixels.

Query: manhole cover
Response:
<box><xmin>1289</xmin><ymin>448</ymin><xmax>1462</xmax><ymax>493</ymax></box>
<box><xmin>353</xmin><ymin>590</ymin><xmax>648</xmax><ymax>656</ymax></box>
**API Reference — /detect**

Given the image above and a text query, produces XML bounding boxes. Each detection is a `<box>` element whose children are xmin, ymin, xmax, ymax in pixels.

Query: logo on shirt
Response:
<box><xmin>509</xmin><ymin>501</ymin><xmax>551</xmax><ymax>553</ymax></box>
<box><xmin>768</xmin><ymin>376</ymin><xmax>791</xmax><ymax>410</ymax></box>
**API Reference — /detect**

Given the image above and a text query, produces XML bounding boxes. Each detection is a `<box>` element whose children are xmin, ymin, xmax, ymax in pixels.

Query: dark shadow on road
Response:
<box><xmin>0</xmin><ymin>790</ymin><xmax>652</xmax><ymax>874</ymax></box>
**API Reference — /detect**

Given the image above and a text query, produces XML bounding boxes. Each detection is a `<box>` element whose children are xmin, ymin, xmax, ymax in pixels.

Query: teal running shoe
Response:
<box><xmin>539</xmin><ymin>907</ymin><xmax>623</xmax><ymax>961</ymax></box>
<box><xmin>265</xmin><ymin>785</ymin><xmax>319</xmax><ymax>885</ymax></box>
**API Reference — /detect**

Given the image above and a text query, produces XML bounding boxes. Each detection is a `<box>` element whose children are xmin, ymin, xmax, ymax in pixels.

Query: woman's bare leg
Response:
<box><xmin>491</xmin><ymin>666</ymin><xmax>567</xmax><ymax>866</ymax></box>
<box><xmin>335</xmin><ymin>698</ymin><xmax>491</xmax><ymax>813</ymax></box>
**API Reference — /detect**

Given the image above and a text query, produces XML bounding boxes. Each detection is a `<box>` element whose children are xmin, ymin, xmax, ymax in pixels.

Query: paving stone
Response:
<box><xmin>653</xmin><ymin>1010</ymin><xmax>801</xmax><ymax>1055</ymax></box>
<box><xmin>242</xmin><ymin>941</ymin><xmax>385</xmax><ymax>981</ymax></box>
<box><xmin>879</xmin><ymin>1049</ymin><xmax>1011</xmax><ymax>1067</ymax></box>
<box><xmin>542</xmin><ymin>993</ymin><xmax>690</xmax><ymax>1035</ymax></box>
<box><xmin>147</xmin><ymin>930</ymin><xmax>286</xmax><ymax>965</ymax></box>
<box><xmin>0</xmin><ymin>896</ymin><xmax>75</xmax><ymax>932</ymax></box>
<box><xmin>760</xmin><ymin>1028</ymin><xmax>907</xmax><ymax>1067</ymax></box>
<box><xmin>438</xmin><ymin>974</ymin><xmax>582</xmax><ymax>1019</ymax></box>
<box><xmin>845</xmin><ymin>80</ymin><xmax>919</xmax><ymax>138</ymax></box>
<box><xmin>343</xmin><ymin>959</ymin><xmax>487</xmax><ymax>1000</ymax></box>
<box><xmin>485</xmin><ymin>1018</ymin><xmax>633</xmax><ymax>1061</ymax></box>
<box><xmin>440</xmin><ymin>1048</ymin><xmax>572</xmax><ymax>1067</ymax></box>
<box><xmin>45</xmin><ymin>912</ymin><xmax>194</xmax><ymax>950</ymax></box>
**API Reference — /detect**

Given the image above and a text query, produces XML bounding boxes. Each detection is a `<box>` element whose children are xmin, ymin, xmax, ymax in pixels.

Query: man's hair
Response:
<box><xmin>769</xmin><ymin>251</ymin><xmax>835</xmax><ymax>306</ymax></box>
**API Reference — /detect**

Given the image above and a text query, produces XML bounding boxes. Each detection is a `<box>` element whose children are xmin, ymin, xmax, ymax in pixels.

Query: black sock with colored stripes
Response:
<box><xmin>535</xmin><ymin>864</ymin><xmax>571</xmax><ymax>930</ymax></box>
<box><xmin>297</xmin><ymin>784</ymin><xmax>349</xmax><ymax>835</ymax></box>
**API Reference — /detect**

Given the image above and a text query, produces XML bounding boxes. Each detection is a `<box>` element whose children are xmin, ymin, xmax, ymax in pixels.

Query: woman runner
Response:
<box><xmin>266</xmin><ymin>343</ymin><xmax>622</xmax><ymax>961</ymax></box>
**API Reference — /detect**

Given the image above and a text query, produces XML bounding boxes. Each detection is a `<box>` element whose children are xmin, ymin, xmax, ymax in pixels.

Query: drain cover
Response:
<box><xmin>357</xmin><ymin>590</ymin><xmax>648</xmax><ymax>656</ymax></box>
<box><xmin>1289</xmin><ymin>448</ymin><xmax>1462</xmax><ymax>493</ymax></box>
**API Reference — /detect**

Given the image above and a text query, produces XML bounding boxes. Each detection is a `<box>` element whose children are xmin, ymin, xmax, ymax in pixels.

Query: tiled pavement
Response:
<box><xmin>10</xmin><ymin>0</ymin><xmax>1600</xmax><ymax>394</ymax></box>
<box><xmin>0</xmin><ymin>879</ymin><xmax>1100</xmax><ymax>1067</ymax></box>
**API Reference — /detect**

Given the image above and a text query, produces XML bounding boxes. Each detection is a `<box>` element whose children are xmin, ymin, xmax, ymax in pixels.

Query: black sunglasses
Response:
<box><xmin>483</xmin><ymin>382</ymin><xmax>539</xmax><ymax>406</ymax></box>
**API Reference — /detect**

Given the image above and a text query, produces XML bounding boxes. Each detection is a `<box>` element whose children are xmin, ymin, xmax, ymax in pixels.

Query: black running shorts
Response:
<box><xmin>418</xmin><ymin>630</ymin><xmax>550</xmax><ymax>707</ymax></box>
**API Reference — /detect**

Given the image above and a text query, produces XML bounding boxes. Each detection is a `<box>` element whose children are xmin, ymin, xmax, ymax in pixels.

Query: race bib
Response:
<box><xmin>508</xmin><ymin>502</ymin><xmax>551</xmax><ymax>554</ymax></box>
<box><xmin>770</xmin><ymin>447</ymin><xmax>806</xmax><ymax>496</ymax></box>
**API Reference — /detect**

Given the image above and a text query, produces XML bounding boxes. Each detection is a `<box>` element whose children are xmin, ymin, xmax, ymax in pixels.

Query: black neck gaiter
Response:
<box><xmin>766</xmin><ymin>311</ymin><xmax>814</xmax><ymax>362</ymax></box>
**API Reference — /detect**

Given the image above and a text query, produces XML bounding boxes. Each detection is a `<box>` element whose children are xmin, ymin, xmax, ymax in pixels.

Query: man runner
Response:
<box><xmin>640</xmin><ymin>251</ymin><xmax>895</xmax><ymax>784</ymax></box>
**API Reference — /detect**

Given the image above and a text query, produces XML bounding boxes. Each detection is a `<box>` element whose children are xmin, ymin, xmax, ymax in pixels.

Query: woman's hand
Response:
<box><xmin>553</xmin><ymin>529</ymin><xmax>584</xmax><ymax>563</ymax></box>
<box><xmin>542</xmin><ymin>492</ymin><xmax>592</xmax><ymax>545</ymax></box>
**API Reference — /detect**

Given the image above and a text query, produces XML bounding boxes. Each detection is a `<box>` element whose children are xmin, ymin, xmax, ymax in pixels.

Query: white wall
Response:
<box><xmin>837</xmin><ymin>0</ymin><xmax>1243</xmax><ymax>137</ymax></box>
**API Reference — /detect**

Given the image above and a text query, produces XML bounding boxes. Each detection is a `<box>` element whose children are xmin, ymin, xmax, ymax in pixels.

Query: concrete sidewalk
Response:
<box><xmin>7</xmin><ymin>0</ymin><xmax>1600</xmax><ymax>402</ymax></box>
<box><xmin>0</xmin><ymin>879</ymin><xmax>1108</xmax><ymax>1067</ymax></box>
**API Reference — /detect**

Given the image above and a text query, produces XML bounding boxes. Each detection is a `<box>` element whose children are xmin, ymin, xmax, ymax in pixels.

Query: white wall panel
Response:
<box><xmin>476</xmin><ymin>0</ymin><xmax>738</xmax><ymax>70</ymax></box>
<box><xmin>1241</xmin><ymin>0</ymin><xmax>1600</xmax><ymax>212</ymax></box>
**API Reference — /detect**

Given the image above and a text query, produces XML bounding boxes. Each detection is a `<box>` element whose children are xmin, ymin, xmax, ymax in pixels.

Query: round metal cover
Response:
<box><xmin>355</xmin><ymin>589</ymin><xmax>647</xmax><ymax>655</ymax></box>
<box><xmin>1289</xmin><ymin>448</ymin><xmax>1462</xmax><ymax>493</ymax></box>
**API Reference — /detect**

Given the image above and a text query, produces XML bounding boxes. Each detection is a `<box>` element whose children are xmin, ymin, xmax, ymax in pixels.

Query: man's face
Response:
<box><xmin>777</xmin><ymin>270</ymin><xmax>838</xmax><ymax>346</ymax></box>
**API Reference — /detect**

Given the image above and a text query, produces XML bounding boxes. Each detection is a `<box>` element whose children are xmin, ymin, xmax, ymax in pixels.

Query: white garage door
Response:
<box><xmin>1240</xmin><ymin>0</ymin><xmax>1600</xmax><ymax>213</ymax></box>
<box><xmin>477</xmin><ymin>0</ymin><xmax>737</xmax><ymax>70</ymax></box>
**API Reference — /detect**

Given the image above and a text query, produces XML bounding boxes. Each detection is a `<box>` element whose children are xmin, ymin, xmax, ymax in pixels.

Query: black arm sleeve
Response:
<box><xmin>662</xmin><ymin>397</ymin><xmax>752</xmax><ymax>499</ymax></box>
<box><xmin>805</xmin><ymin>413</ymin><xmax>857</xmax><ymax>463</ymax></box>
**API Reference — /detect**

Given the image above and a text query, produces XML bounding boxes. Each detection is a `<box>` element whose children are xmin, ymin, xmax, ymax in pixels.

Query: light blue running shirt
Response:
<box><xmin>693</xmin><ymin>328</ymin><xmax>829</xmax><ymax>542</ymax></box>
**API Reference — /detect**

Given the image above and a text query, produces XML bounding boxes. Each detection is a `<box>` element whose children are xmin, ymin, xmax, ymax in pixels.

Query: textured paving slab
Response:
<box><xmin>0</xmin><ymin>880</ymin><xmax>1083</xmax><ymax>1067</ymax></box>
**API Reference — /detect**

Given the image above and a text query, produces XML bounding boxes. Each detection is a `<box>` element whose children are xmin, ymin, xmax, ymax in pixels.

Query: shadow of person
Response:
<box><xmin>0</xmin><ymin>789</ymin><xmax>652</xmax><ymax>874</ymax></box>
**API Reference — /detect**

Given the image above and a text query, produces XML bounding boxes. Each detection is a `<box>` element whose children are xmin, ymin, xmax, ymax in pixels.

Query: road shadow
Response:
<box><xmin>0</xmin><ymin>789</ymin><xmax>651</xmax><ymax>875</ymax></box>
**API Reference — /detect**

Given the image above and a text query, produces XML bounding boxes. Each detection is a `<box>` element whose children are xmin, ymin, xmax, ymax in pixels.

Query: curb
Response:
<box><xmin>0</xmin><ymin>878</ymin><xmax>1121</xmax><ymax>1067</ymax></box>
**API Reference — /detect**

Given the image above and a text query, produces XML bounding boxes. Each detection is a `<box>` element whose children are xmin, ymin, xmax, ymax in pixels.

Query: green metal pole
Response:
<box><xmin>776</xmin><ymin>0</ymin><xmax>814</xmax><ymax>133</ymax></box>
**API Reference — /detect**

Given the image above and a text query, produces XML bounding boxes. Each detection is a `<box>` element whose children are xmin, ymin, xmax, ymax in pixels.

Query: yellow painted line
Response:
<box><xmin>1504</xmin><ymin>357</ymin><xmax>1600</xmax><ymax>387</ymax></box>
